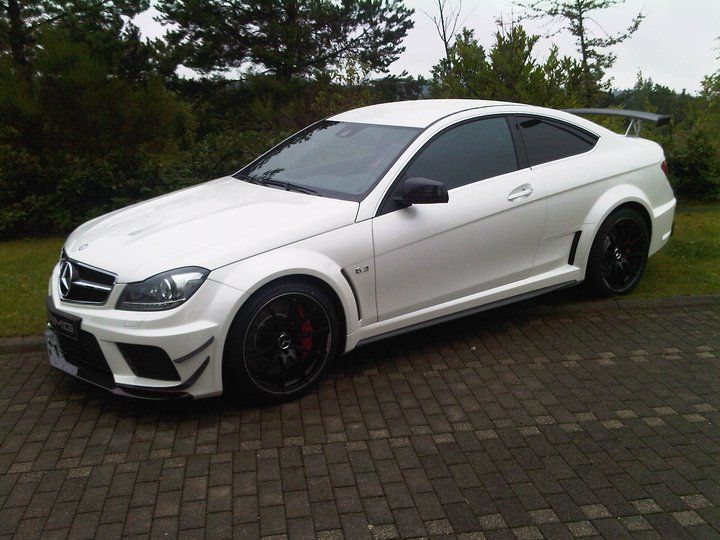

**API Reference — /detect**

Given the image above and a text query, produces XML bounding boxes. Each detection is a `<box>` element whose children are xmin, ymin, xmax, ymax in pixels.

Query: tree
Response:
<box><xmin>0</xmin><ymin>26</ymin><xmax>194</xmax><ymax>237</ymax></box>
<box><xmin>156</xmin><ymin>0</ymin><xmax>414</xmax><ymax>81</ymax></box>
<box><xmin>671</xmin><ymin>38</ymin><xmax>720</xmax><ymax>199</ymax></box>
<box><xmin>0</xmin><ymin>0</ymin><xmax>153</xmax><ymax>81</ymax></box>
<box><xmin>488</xmin><ymin>21</ymin><xmax>543</xmax><ymax>102</ymax></box>
<box><xmin>1</xmin><ymin>0</ymin><xmax>43</xmax><ymax>79</ymax></box>
<box><xmin>0</xmin><ymin>2</ymin><xmax>195</xmax><ymax>238</ymax></box>
<box><xmin>421</xmin><ymin>0</ymin><xmax>466</xmax><ymax>65</ymax></box>
<box><xmin>431</xmin><ymin>28</ymin><xmax>491</xmax><ymax>98</ymax></box>
<box><xmin>516</xmin><ymin>0</ymin><xmax>644</xmax><ymax>104</ymax></box>
<box><xmin>431</xmin><ymin>23</ymin><xmax>582</xmax><ymax>107</ymax></box>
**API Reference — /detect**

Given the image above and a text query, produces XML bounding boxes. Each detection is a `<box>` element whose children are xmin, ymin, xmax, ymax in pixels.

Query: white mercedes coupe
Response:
<box><xmin>46</xmin><ymin>99</ymin><xmax>675</xmax><ymax>401</ymax></box>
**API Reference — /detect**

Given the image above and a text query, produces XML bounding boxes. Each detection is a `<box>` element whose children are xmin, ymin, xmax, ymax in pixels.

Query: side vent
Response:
<box><xmin>568</xmin><ymin>231</ymin><xmax>582</xmax><ymax>265</ymax></box>
<box><xmin>340</xmin><ymin>268</ymin><xmax>362</xmax><ymax>320</ymax></box>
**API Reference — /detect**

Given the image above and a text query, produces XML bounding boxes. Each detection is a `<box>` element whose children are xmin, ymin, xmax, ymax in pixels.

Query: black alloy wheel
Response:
<box><xmin>224</xmin><ymin>280</ymin><xmax>340</xmax><ymax>402</ymax></box>
<box><xmin>586</xmin><ymin>208</ymin><xmax>650</xmax><ymax>297</ymax></box>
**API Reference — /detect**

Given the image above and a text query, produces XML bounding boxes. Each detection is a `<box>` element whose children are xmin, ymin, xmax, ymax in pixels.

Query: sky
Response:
<box><xmin>135</xmin><ymin>0</ymin><xmax>720</xmax><ymax>94</ymax></box>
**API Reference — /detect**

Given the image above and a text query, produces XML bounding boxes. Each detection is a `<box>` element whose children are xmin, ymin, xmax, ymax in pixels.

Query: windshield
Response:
<box><xmin>236</xmin><ymin>121</ymin><xmax>421</xmax><ymax>200</ymax></box>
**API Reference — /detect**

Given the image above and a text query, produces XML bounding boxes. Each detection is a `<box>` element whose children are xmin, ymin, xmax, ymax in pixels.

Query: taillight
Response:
<box><xmin>661</xmin><ymin>160</ymin><xmax>669</xmax><ymax>177</ymax></box>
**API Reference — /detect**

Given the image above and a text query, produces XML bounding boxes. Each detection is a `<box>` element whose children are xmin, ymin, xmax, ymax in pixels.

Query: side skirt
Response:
<box><xmin>356</xmin><ymin>281</ymin><xmax>576</xmax><ymax>347</ymax></box>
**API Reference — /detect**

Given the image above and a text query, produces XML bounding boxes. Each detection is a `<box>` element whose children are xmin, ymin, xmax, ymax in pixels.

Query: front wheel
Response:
<box><xmin>223</xmin><ymin>279</ymin><xmax>340</xmax><ymax>402</ymax></box>
<box><xmin>585</xmin><ymin>208</ymin><xmax>650</xmax><ymax>297</ymax></box>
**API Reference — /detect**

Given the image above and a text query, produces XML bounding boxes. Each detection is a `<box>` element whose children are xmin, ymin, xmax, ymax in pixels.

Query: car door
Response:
<box><xmin>372</xmin><ymin>116</ymin><xmax>547</xmax><ymax>321</ymax></box>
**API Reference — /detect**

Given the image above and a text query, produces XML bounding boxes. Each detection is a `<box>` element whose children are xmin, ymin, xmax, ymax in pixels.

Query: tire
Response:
<box><xmin>585</xmin><ymin>207</ymin><xmax>650</xmax><ymax>298</ymax></box>
<box><xmin>223</xmin><ymin>278</ymin><xmax>341</xmax><ymax>402</ymax></box>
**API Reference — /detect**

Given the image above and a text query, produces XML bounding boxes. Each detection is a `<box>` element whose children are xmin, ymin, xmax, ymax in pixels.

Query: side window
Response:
<box><xmin>404</xmin><ymin>117</ymin><xmax>518</xmax><ymax>191</ymax></box>
<box><xmin>518</xmin><ymin>117</ymin><xmax>598</xmax><ymax>166</ymax></box>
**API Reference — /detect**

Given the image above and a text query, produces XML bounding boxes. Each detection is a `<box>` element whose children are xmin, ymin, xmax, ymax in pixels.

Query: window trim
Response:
<box><xmin>377</xmin><ymin>114</ymin><xmax>521</xmax><ymax>216</ymax></box>
<box><xmin>512</xmin><ymin>114</ymin><xmax>599</xmax><ymax>168</ymax></box>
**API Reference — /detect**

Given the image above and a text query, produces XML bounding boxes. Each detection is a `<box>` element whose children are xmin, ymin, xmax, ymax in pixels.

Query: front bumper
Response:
<box><xmin>46</xmin><ymin>262</ymin><xmax>245</xmax><ymax>399</ymax></box>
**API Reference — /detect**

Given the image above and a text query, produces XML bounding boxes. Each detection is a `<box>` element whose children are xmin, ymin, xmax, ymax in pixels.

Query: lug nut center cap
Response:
<box><xmin>277</xmin><ymin>332</ymin><xmax>292</xmax><ymax>350</ymax></box>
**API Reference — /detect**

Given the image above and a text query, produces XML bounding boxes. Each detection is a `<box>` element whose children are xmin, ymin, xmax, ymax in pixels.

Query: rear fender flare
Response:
<box><xmin>575</xmin><ymin>185</ymin><xmax>653</xmax><ymax>277</ymax></box>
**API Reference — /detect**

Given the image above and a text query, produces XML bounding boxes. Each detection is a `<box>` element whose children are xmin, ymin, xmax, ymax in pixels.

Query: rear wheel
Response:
<box><xmin>223</xmin><ymin>279</ymin><xmax>340</xmax><ymax>402</ymax></box>
<box><xmin>585</xmin><ymin>208</ymin><xmax>650</xmax><ymax>297</ymax></box>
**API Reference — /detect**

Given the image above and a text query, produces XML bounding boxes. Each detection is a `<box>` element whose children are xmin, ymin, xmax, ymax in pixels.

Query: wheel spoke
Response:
<box><xmin>295</xmin><ymin>305</ymin><xmax>318</xmax><ymax>327</ymax></box>
<box><xmin>288</xmin><ymin>296</ymin><xmax>300</xmax><ymax>327</ymax></box>
<box><xmin>617</xmin><ymin>262</ymin><xmax>628</xmax><ymax>285</ymax></box>
<box><xmin>627</xmin><ymin>234</ymin><xmax>643</xmax><ymax>246</ymax></box>
<box><xmin>287</xmin><ymin>353</ymin><xmax>311</xmax><ymax>384</ymax></box>
<box><xmin>267</xmin><ymin>306</ymin><xmax>283</xmax><ymax>331</ymax></box>
<box><xmin>261</xmin><ymin>353</ymin><xmax>280</xmax><ymax>376</ymax></box>
<box><xmin>248</xmin><ymin>328</ymin><xmax>274</xmax><ymax>339</ymax></box>
<box><xmin>245</xmin><ymin>345</ymin><xmax>276</xmax><ymax>361</ymax></box>
<box><xmin>599</xmin><ymin>216</ymin><xmax>649</xmax><ymax>293</ymax></box>
<box><xmin>280</xmin><ymin>355</ymin><xmax>285</xmax><ymax>388</ymax></box>
<box><xmin>242</xmin><ymin>292</ymin><xmax>331</xmax><ymax>395</ymax></box>
<box><xmin>296</xmin><ymin>327</ymin><xmax>330</xmax><ymax>339</ymax></box>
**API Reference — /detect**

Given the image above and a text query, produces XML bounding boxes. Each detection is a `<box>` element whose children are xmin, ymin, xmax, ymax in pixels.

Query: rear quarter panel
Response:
<box><xmin>531</xmin><ymin>131</ymin><xmax>673</xmax><ymax>277</ymax></box>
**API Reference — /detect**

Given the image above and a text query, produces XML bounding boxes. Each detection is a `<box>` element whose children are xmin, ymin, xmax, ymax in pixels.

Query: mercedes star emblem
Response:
<box><xmin>59</xmin><ymin>260</ymin><xmax>74</xmax><ymax>298</ymax></box>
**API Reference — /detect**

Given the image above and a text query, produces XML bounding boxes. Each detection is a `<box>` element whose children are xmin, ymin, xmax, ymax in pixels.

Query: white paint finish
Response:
<box><xmin>347</xmin><ymin>265</ymin><xmax>583</xmax><ymax>350</ymax></box>
<box><xmin>48</xmin><ymin>262</ymin><xmax>244</xmax><ymax>397</ymax></box>
<box><xmin>329</xmin><ymin>99</ymin><xmax>510</xmax><ymax>128</ymax></box>
<box><xmin>373</xmin><ymin>167</ymin><xmax>547</xmax><ymax>320</ymax></box>
<box><xmin>355</xmin><ymin>104</ymin><xmax>614</xmax><ymax>222</ymax></box>
<box><xmin>64</xmin><ymin>176</ymin><xmax>359</xmax><ymax>283</ymax></box>
<box><xmin>48</xmin><ymin>100</ymin><xmax>676</xmax><ymax>398</ymax></box>
<box><xmin>210</xmin><ymin>219</ymin><xmax>376</xmax><ymax>336</ymax></box>
<box><xmin>648</xmin><ymin>198</ymin><xmax>676</xmax><ymax>256</ymax></box>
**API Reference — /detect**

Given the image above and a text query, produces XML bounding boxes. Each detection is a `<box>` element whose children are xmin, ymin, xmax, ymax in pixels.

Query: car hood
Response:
<box><xmin>64</xmin><ymin>176</ymin><xmax>359</xmax><ymax>283</ymax></box>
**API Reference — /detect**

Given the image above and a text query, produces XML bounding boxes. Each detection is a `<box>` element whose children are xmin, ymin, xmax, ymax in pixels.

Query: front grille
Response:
<box><xmin>59</xmin><ymin>254</ymin><xmax>116</xmax><ymax>305</ymax></box>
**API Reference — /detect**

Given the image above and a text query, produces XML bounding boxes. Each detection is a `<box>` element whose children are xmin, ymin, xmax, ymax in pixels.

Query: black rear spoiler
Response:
<box><xmin>563</xmin><ymin>108</ymin><xmax>671</xmax><ymax>136</ymax></box>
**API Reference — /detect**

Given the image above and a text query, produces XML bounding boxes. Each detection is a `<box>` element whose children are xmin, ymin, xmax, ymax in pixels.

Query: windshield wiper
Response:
<box><xmin>233</xmin><ymin>172</ymin><xmax>321</xmax><ymax>196</ymax></box>
<box><xmin>233</xmin><ymin>173</ymin><xmax>261</xmax><ymax>184</ymax></box>
<box><xmin>256</xmin><ymin>178</ymin><xmax>321</xmax><ymax>196</ymax></box>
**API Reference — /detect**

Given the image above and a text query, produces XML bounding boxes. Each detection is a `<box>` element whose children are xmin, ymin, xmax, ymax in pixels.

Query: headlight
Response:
<box><xmin>116</xmin><ymin>267</ymin><xmax>209</xmax><ymax>311</ymax></box>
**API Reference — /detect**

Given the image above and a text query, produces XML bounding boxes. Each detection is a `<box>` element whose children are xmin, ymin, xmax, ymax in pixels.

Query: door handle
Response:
<box><xmin>508</xmin><ymin>184</ymin><xmax>534</xmax><ymax>201</ymax></box>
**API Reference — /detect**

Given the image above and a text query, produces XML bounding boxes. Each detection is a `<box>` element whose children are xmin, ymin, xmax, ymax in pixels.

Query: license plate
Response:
<box><xmin>46</xmin><ymin>329</ymin><xmax>78</xmax><ymax>376</ymax></box>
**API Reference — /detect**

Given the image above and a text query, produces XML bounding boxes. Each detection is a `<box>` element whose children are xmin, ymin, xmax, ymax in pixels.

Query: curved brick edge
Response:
<box><xmin>2</xmin><ymin>294</ymin><xmax>718</xmax><ymax>355</ymax></box>
<box><xmin>539</xmin><ymin>293</ymin><xmax>720</xmax><ymax>315</ymax></box>
<box><xmin>0</xmin><ymin>334</ymin><xmax>47</xmax><ymax>354</ymax></box>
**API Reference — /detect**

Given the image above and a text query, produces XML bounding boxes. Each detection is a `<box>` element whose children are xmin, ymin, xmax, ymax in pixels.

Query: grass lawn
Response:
<box><xmin>634</xmin><ymin>202</ymin><xmax>720</xmax><ymax>297</ymax></box>
<box><xmin>0</xmin><ymin>238</ymin><xmax>63</xmax><ymax>338</ymax></box>
<box><xmin>0</xmin><ymin>203</ymin><xmax>718</xmax><ymax>337</ymax></box>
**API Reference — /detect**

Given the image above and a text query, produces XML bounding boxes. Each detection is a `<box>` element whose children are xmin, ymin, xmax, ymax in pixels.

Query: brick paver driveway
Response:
<box><xmin>1</xmin><ymin>300</ymin><xmax>720</xmax><ymax>539</ymax></box>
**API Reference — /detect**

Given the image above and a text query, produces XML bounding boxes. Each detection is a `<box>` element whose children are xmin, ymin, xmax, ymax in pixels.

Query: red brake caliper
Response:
<box><xmin>296</xmin><ymin>304</ymin><xmax>313</xmax><ymax>359</ymax></box>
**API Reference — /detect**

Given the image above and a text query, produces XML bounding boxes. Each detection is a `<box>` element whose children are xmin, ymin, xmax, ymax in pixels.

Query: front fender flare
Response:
<box><xmin>210</xmin><ymin>247</ymin><xmax>361</xmax><ymax>338</ymax></box>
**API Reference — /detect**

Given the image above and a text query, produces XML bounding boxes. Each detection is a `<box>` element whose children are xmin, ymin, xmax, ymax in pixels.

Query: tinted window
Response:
<box><xmin>404</xmin><ymin>117</ymin><xmax>518</xmax><ymax>191</ymax></box>
<box><xmin>239</xmin><ymin>121</ymin><xmax>420</xmax><ymax>200</ymax></box>
<box><xmin>518</xmin><ymin>117</ymin><xmax>597</xmax><ymax>166</ymax></box>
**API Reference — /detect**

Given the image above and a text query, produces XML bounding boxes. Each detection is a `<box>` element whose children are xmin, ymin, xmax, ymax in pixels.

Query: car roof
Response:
<box><xmin>328</xmin><ymin>99</ymin><xmax>614</xmax><ymax>138</ymax></box>
<box><xmin>329</xmin><ymin>99</ymin><xmax>514</xmax><ymax>128</ymax></box>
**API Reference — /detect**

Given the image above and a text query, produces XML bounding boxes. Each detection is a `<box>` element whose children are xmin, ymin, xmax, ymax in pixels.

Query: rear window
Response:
<box><xmin>518</xmin><ymin>117</ymin><xmax>598</xmax><ymax>166</ymax></box>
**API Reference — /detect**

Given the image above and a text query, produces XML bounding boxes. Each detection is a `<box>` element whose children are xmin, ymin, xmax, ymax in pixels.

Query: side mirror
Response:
<box><xmin>396</xmin><ymin>177</ymin><xmax>449</xmax><ymax>206</ymax></box>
